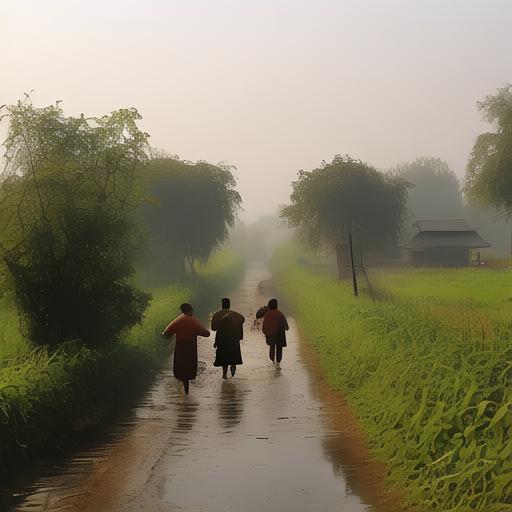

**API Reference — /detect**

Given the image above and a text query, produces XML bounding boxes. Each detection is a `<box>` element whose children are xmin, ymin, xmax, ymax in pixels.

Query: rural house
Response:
<box><xmin>405</xmin><ymin>219</ymin><xmax>490</xmax><ymax>267</ymax></box>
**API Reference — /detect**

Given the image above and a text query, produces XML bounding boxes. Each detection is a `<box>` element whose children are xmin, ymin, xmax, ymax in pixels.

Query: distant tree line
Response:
<box><xmin>281</xmin><ymin>84</ymin><xmax>512</xmax><ymax>269</ymax></box>
<box><xmin>0</xmin><ymin>100</ymin><xmax>241</xmax><ymax>348</ymax></box>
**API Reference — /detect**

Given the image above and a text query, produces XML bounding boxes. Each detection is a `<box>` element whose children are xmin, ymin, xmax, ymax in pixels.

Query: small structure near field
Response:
<box><xmin>405</xmin><ymin>219</ymin><xmax>490</xmax><ymax>267</ymax></box>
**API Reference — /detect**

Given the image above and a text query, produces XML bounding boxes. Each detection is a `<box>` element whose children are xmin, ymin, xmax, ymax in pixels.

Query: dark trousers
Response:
<box><xmin>222</xmin><ymin>365</ymin><xmax>236</xmax><ymax>376</ymax></box>
<box><xmin>269</xmin><ymin>345</ymin><xmax>283</xmax><ymax>363</ymax></box>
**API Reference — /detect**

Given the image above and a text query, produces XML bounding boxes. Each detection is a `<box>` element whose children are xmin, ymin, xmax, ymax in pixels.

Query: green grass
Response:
<box><xmin>0</xmin><ymin>251</ymin><xmax>245</xmax><ymax>476</ymax></box>
<box><xmin>271</xmin><ymin>243</ymin><xmax>512</xmax><ymax>512</ymax></box>
<box><xmin>369</xmin><ymin>267</ymin><xmax>512</xmax><ymax>323</ymax></box>
<box><xmin>0</xmin><ymin>300</ymin><xmax>30</xmax><ymax>364</ymax></box>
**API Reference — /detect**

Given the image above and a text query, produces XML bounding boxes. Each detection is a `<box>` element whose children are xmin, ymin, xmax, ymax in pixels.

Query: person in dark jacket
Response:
<box><xmin>262</xmin><ymin>298</ymin><xmax>289</xmax><ymax>369</ymax></box>
<box><xmin>211</xmin><ymin>298</ymin><xmax>245</xmax><ymax>379</ymax></box>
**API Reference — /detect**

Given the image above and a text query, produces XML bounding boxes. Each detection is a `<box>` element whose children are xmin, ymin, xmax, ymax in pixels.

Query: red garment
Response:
<box><xmin>262</xmin><ymin>309</ymin><xmax>289</xmax><ymax>347</ymax></box>
<box><xmin>163</xmin><ymin>314</ymin><xmax>210</xmax><ymax>380</ymax></box>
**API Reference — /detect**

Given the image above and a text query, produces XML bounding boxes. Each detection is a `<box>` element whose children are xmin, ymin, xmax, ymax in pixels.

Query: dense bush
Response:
<box><xmin>5</xmin><ymin>209</ymin><xmax>150</xmax><ymax>347</ymax></box>
<box><xmin>0</xmin><ymin>102</ymin><xmax>150</xmax><ymax>347</ymax></box>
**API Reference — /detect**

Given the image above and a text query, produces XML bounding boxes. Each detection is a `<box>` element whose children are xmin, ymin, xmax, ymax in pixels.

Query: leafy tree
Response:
<box><xmin>465</xmin><ymin>84</ymin><xmax>512</xmax><ymax>214</ymax></box>
<box><xmin>139</xmin><ymin>156</ymin><xmax>241</xmax><ymax>282</ymax></box>
<box><xmin>0</xmin><ymin>100</ymin><xmax>150</xmax><ymax>347</ymax></box>
<box><xmin>393</xmin><ymin>157</ymin><xmax>511</xmax><ymax>255</ymax></box>
<box><xmin>394</xmin><ymin>157</ymin><xmax>465</xmax><ymax>222</ymax></box>
<box><xmin>281</xmin><ymin>155</ymin><xmax>409</xmax><ymax>270</ymax></box>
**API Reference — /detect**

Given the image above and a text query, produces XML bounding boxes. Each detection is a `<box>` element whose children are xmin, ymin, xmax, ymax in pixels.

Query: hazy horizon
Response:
<box><xmin>2</xmin><ymin>0</ymin><xmax>511</xmax><ymax>221</ymax></box>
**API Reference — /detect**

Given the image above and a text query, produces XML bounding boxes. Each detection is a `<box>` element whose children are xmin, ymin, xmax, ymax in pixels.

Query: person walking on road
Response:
<box><xmin>162</xmin><ymin>303</ymin><xmax>210</xmax><ymax>395</ymax></box>
<box><xmin>262</xmin><ymin>298</ymin><xmax>289</xmax><ymax>369</ymax></box>
<box><xmin>211</xmin><ymin>297</ymin><xmax>245</xmax><ymax>379</ymax></box>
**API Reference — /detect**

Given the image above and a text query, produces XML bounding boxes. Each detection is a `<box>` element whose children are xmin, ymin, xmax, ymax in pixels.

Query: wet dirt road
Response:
<box><xmin>11</xmin><ymin>265</ymin><xmax>399</xmax><ymax>512</ymax></box>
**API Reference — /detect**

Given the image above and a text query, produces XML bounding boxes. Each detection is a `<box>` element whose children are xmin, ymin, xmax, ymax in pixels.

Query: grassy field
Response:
<box><xmin>0</xmin><ymin>250</ymin><xmax>245</xmax><ymax>476</ymax></box>
<box><xmin>370</xmin><ymin>267</ymin><xmax>512</xmax><ymax>323</ymax></box>
<box><xmin>271</xmin><ymin>243</ymin><xmax>512</xmax><ymax>512</ymax></box>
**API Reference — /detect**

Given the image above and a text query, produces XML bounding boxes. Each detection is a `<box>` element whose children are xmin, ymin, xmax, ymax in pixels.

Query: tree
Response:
<box><xmin>139</xmin><ymin>156</ymin><xmax>241</xmax><ymax>282</ymax></box>
<box><xmin>465</xmin><ymin>84</ymin><xmax>512</xmax><ymax>214</ymax></box>
<box><xmin>394</xmin><ymin>157</ymin><xmax>465</xmax><ymax>221</ymax></box>
<box><xmin>281</xmin><ymin>155</ymin><xmax>409</xmax><ymax>276</ymax></box>
<box><xmin>0</xmin><ymin>100</ymin><xmax>150</xmax><ymax>347</ymax></box>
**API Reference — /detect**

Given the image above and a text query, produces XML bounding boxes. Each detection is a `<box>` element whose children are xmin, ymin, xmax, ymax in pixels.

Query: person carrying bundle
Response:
<box><xmin>262</xmin><ymin>298</ymin><xmax>289</xmax><ymax>369</ymax></box>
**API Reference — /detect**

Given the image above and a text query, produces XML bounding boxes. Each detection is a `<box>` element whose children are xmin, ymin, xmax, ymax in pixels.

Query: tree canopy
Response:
<box><xmin>0</xmin><ymin>100</ymin><xmax>150</xmax><ymax>346</ymax></box>
<box><xmin>465</xmin><ymin>84</ymin><xmax>512</xmax><ymax>215</ymax></box>
<box><xmin>393</xmin><ymin>157</ymin><xmax>465</xmax><ymax>222</ymax></box>
<box><xmin>139</xmin><ymin>156</ymin><xmax>241</xmax><ymax>282</ymax></box>
<box><xmin>281</xmin><ymin>155</ymin><xmax>409</xmax><ymax>253</ymax></box>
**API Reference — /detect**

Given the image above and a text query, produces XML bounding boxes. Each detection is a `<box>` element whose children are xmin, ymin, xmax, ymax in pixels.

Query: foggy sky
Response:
<box><xmin>2</xmin><ymin>0</ymin><xmax>511</xmax><ymax>221</ymax></box>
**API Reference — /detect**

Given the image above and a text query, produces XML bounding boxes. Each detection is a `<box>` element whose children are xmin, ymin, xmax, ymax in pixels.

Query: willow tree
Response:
<box><xmin>139</xmin><ymin>156</ymin><xmax>242</xmax><ymax>282</ymax></box>
<box><xmin>0</xmin><ymin>100</ymin><xmax>150</xmax><ymax>347</ymax></box>
<box><xmin>465</xmin><ymin>85</ymin><xmax>512</xmax><ymax>214</ymax></box>
<box><xmin>281</xmin><ymin>155</ymin><xmax>409</xmax><ymax>277</ymax></box>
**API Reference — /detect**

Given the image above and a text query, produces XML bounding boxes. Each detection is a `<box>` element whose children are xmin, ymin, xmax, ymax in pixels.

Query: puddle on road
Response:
<box><xmin>2</xmin><ymin>264</ymin><xmax>409</xmax><ymax>512</ymax></box>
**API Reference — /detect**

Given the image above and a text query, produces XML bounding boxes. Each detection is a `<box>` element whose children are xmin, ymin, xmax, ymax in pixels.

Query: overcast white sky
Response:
<box><xmin>1</xmin><ymin>0</ymin><xmax>511</xmax><ymax>221</ymax></box>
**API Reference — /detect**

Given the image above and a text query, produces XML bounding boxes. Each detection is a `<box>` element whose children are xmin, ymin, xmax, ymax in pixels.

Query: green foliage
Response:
<box><xmin>0</xmin><ymin>250</ymin><xmax>245</xmax><ymax>475</ymax></box>
<box><xmin>139</xmin><ymin>156</ymin><xmax>242</xmax><ymax>283</ymax></box>
<box><xmin>281</xmin><ymin>155</ymin><xmax>409</xmax><ymax>252</ymax></box>
<box><xmin>272</xmin><ymin>243</ymin><xmax>512</xmax><ymax>511</ymax></box>
<box><xmin>195</xmin><ymin>249</ymin><xmax>246</xmax><ymax>306</ymax></box>
<box><xmin>5</xmin><ymin>211</ymin><xmax>149</xmax><ymax>347</ymax></box>
<box><xmin>0</xmin><ymin>101</ymin><xmax>150</xmax><ymax>347</ymax></box>
<box><xmin>369</xmin><ymin>267</ymin><xmax>512</xmax><ymax>324</ymax></box>
<box><xmin>465</xmin><ymin>85</ymin><xmax>512</xmax><ymax>215</ymax></box>
<box><xmin>0</xmin><ymin>301</ymin><xmax>29</xmax><ymax>364</ymax></box>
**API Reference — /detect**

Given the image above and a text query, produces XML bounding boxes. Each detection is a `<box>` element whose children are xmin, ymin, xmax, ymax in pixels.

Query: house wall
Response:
<box><xmin>411</xmin><ymin>246</ymin><xmax>470</xmax><ymax>267</ymax></box>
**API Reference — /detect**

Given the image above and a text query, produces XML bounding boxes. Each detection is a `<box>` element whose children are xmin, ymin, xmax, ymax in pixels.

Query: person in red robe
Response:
<box><xmin>162</xmin><ymin>303</ymin><xmax>210</xmax><ymax>395</ymax></box>
<box><xmin>262</xmin><ymin>298</ymin><xmax>289</xmax><ymax>369</ymax></box>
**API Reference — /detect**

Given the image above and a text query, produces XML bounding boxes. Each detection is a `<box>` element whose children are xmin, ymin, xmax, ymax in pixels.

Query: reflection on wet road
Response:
<box><xmin>10</xmin><ymin>264</ymin><xmax>394</xmax><ymax>512</ymax></box>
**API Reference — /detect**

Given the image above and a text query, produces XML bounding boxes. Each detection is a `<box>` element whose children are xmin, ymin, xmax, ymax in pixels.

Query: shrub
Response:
<box><xmin>0</xmin><ymin>101</ymin><xmax>150</xmax><ymax>347</ymax></box>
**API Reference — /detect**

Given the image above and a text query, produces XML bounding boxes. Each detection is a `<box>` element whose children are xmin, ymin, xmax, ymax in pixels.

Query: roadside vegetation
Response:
<box><xmin>272</xmin><ymin>243</ymin><xmax>512</xmax><ymax>511</ymax></box>
<box><xmin>275</xmin><ymin>85</ymin><xmax>512</xmax><ymax>510</ymax></box>
<box><xmin>0</xmin><ymin>249</ymin><xmax>244</xmax><ymax>475</ymax></box>
<box><xmin>0</xmin><ymin>100</ymin><xmax>244</xmax><ymax>476</ymax></box>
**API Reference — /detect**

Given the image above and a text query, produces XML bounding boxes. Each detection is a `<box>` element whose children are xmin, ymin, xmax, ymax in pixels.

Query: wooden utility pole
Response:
<box><xmin>348</xmin><ymin>231</ymin><xmax>358</xmax><ymax>297</ymax></box>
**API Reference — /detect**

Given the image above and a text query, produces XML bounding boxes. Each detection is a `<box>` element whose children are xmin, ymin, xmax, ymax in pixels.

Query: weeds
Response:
<box><xmin>272</xmin><ymin>243</ymin><xmax>512</xmax><ymax>511</ymax></box>
<box><xmin>0</xmin><ymin>250</ymin><xmax>245</xmax><ymax>475</ymax></box>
